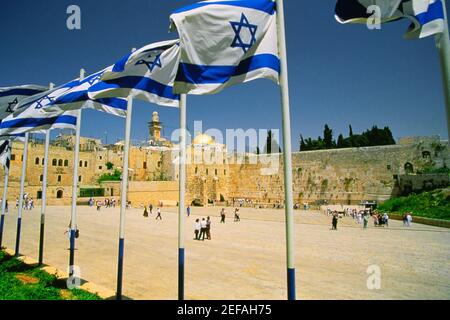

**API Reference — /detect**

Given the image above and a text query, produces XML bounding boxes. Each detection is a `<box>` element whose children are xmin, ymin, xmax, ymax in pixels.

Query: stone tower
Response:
<box><xmin>148</xmin><ymin>111</ymin><xmax>162</xmax><ymax>143</ymax></box>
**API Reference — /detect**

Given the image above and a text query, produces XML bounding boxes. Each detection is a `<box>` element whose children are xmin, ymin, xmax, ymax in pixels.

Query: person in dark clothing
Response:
<box><xmin>149</xmin><ymin>204</ymin><xmax>153</xmax><ymax>214</ymax></box>
<box><xmin>332</xmin><ymin>213</ymin><xmax>338</xmax><ymax>231</ymax></box>
<box><xmin>143</xmin><ymin>206</ymin><xmax>149</xmax><ymax>218</ymax></box>
<box><xmin>206</xmin><ymin>216</ymin><xmax>212</xmax><ymax>240</ymax></box>
<box><xmin>199</xmin><ymin>218</ymin><xmax>207</xmax><ymax>241</ymax></box>
<box><xmin>220</xmin><ymin>208</ymin><xmax>226</xmax><ymax>223</ymax></box>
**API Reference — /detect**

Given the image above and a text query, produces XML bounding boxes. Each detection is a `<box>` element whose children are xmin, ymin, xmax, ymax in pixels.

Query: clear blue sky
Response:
<box><xmin>0</xmin><ymin>0</ymin><xmax>448</xmax><ymax>149</ymax></box>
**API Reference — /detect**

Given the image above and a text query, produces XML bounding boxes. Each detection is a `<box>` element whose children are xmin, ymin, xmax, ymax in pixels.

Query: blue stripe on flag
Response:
<box><xmin>94</xmin><ymin>97</ymin><xmax>128</xmax><ymax>111</ymax></box>
<box><xmin>54</xmin><ymin>90</ymin><xmax>127</xmax><ymax>111</ymax></box>
<box><xmin>415</xmin><ymin>0</ymin><xmax>444</xmax><ymax>25</ymax></box>
<box><xmin>173</xmin><ymin>0</ymin><xmax>276</xmax><ymax>15</ymax></box>
<box><xmin>0</xmin><ymin>115</ymin><xmax>77</xmax><ymax>129</ymax></box>
<box><xmin>176</xmin><ymin>54</ymin><xmax>280</xmax><ymax>84</ymax></box>
<box><xmin>0</xmin><ymin>89</ymin><xmax>45</xmax><ymax>98</ymax></box>
<box><xmin>92</xmin><ymin>77</ymin><xmax>180</xmax><ymax>101</ymax></box>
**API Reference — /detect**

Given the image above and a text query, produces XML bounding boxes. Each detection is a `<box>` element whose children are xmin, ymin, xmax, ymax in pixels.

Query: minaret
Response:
<box><xmin>148</xmin><ymin>111</ymin><xmax>162</xmax><ymax>143</ymax></box>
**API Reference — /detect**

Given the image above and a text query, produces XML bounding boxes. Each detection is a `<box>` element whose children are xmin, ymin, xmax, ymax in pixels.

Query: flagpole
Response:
<box><xmin>38</xmin><ymin>83</ymin><xmax>54</xmax><ymax>265</ymax></box>
<box><xmin>275</xmin><ymin>0</ymin><xmax>296</xmax><ymax>300</ymax></box>
<box><xmin>14</xmin><ymin>133</ymin><xmax>29</xmax><ymax>257</ymax></box>
<box><xmin>69</xmin><ymin>69</ymin><xmax>84</xmax><ymax>277</ymax></box>
<box><xmin>178</xmin><ymin>94</ymin><xmax>187</xmax><ymax>301</ymax></box>
<box><xmin>0</xmin><ymin>144</ymin><xmax>11</xmax><ymax>248</ymax></box>
<box><xmin>116</xmin><ymin>95</ymin><xmax>133</xmax><ymax>300</ymax></box>
<box><xmin>436</xmin><ymin>0</ymin><xmax>450</xmax><ymax>141</ymax></box>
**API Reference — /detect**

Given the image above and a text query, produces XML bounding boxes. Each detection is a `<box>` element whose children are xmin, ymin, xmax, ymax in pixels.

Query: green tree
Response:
<box><xmin>106</xmin><ymin>162</ymin><xmax>114</xmax><ymax>170</ymax></box>
<box><xmin>323</xmin><ymin>124</ymin><xmax>334</xmax><ymax>149</ymax></box>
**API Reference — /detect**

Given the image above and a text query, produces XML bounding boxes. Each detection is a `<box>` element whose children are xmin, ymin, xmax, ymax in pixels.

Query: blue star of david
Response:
<box><xmin>6</xmin><ymin>98</ymin><xmax>18</xmax><ymax>113</ymax></box>
<box><xmin>35</xmin><ymin>95</ymin><xmax>54</xmax><ymax>109</ymax></box>
<box><xmin>87</xmin><ymin>72</ymin><xmax>103</xmax><ymax>85</ymax></box>
<box><xmin>230</xmin><ymin>13</ymin><xmax>258</xmax><ymax>53</ymax></box>
<box><xmin>135</xmin><ymin>52</ymin><xmax>162</xmax><ymax>72</ymax></box>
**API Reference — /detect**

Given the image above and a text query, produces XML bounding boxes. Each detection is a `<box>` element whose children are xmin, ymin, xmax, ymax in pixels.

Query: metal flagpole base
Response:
<box><xmin>0</xmin><ymin>214</ymin><xmax>5</xmax><ymax>248</ymax></box>
<box><xmin>287</xmin><ymin>268</ymin><xmax>296</xmax><ymax>300</ymax></box>
<box><xmin>116</xmin><ymin>238</ymin><xmax>125</xmax><ymax>300</ymax></box>
<box><xmin>178</xmin><ymin>248</ymin><xmax>185</xmax><ymax>300</ymax></box>
<box><xmin>69</xmin><ymin>229</ymin><xmax>76</xmax><ymax>275</ymax></box>
<box><xmin>14</xmin><ymin>217</ymin><xmax>22</xmax><ymax>257</ymax></box>
<box><xmin>38</xmin><ymin>216</ymin><xmax>45</xmax><ymax>265</ymax></box>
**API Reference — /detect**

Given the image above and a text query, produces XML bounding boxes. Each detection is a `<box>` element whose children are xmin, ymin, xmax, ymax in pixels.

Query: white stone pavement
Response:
<box><xmin>1</xmin><ymin>206</ymin><xmax>449</xmax><ymax>300</ymax></box>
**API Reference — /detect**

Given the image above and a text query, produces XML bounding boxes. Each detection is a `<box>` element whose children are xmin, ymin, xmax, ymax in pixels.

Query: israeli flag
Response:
<box><xmin>43</xmin><ymin>73</ymin><xmax>128</xmax><ymax>117</ymax></box>
<box><xmin>335</xmin><ymin>0</ymin><xmax>445</xmax><ymax>39</ymax></box>
<box><xmin>0</xmin><ymin>85</ymin><xmax>48</xmax><ymax>120</ymax></box>
<box><xmin>88</xmin><ymin>40</ymin><xmax>180</xmax><ymax>107</ymax></box>
<box><xmin>0</xmin><ymin>84</ymin><xmax>79</xmax><ymax>136</ymax></box>
<box><xmin>169</xmin><ymin>0</ymin><xmax>280</xmax><ymax>95</ymax></box>
<box><xmin>0</xmin><ymin>106</ymin><xmax>78</xmax><ymax>136</ymax></box>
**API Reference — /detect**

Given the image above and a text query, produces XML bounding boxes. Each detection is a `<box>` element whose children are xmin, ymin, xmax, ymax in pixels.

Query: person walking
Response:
<box><xmin>331</xmin><ymin>213</ymin><xmax>338</xmax><ymax>231</ymax></box>
<box><xmin>206</xmin><ymin>216</ymin><xmax>212</xmax><ymax>240</ymax></box>
<box><xmin>143</xmin><ymin>206</ymin><xmax>149</xmax><ymax>218</ymax></box>
<box><xmin>156</xmin><ymin>207</ymin><xmax>162</xmax><ymax>220</ymax></box>
<box><xmin>406</xmin><ymin>212</ymin><xmax>413</xmax><ymax>227</ymax></box>
<box><xmin>194</xmin><ymin>219</ymin><xmax>201</xmax><ymax>240</ymax></box>
<box><xmin>199</xmin><ymin>218</ymin><xmax>207</xmax><ymax>241</ymax></box>
<box><xmin>383</xmin><ymin>212</ymin><xmax>389</xmax><ymax>227</ymax></box>
<box><xmin>363</xmin><ymin>212</ymin><xmax>369</xmax><ymax>229</ymax></box>
<box><xmin>187</xmin><ymin>206</ymin><xmax>191</xmax><ymax>218</ymax></box>
<box><xmin>234</xmin><ymin>208</ymin><xmax>240</xmax><ymax>222</ymax></box>
<box><xmin>220</xmin><ymin>208</ymin><xmax>226</xmax><ymax>224</ymax></box>
<box><xmin>149</xmin><ymin>204</ymin><xmax>153</xmax><ymax>215</ymax></box>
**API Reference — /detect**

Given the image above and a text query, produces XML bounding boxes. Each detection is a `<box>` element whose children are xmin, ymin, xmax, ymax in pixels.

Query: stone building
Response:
<box><xmin>0</xmin><ymin>111</ymin><xmax>449</xmax><ymax>207</ymax></box>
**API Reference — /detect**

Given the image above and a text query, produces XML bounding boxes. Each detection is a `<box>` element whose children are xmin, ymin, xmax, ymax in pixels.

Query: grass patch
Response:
<box><xmin>378</xmin><ymin>189</ymin><xmax>450</xmax><ymax>220</ymax></box>
<box><xmin>0</xmin><ymin>250</ymin><xmax>102</xmax><ymax>300</ymax></box>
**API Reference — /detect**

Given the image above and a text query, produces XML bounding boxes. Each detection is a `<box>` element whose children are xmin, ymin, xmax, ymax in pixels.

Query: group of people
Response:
<box><xmin>402</xmin><ymin>212</ymin><xmax>413</xmax><ymax>227</ymax></box>
<box><xmin>89</xmin><ymin>197</ymin><xmax>117</xmax><ymax>210</ymax></box>
<box><xmin>143</xmin><ymin>204</ymin><xmax>163</xmax><ymax>220</ymax></box>
<box><xmin>194</xmin><ymin>217</ymin><xmax>212</xmax><ymax>241</ymax></box>
<box><xmin>15</xmin><ymin>194</ymin><xmax>34</xmax><ymax>211</ymax></box>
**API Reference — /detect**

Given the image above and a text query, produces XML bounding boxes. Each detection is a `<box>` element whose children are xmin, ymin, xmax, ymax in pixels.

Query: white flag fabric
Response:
<box><xmin>0</xmin><ymin>85</ymin><xmax>48</xmax><ymax>120</ymax></box>
<box><xmin>169</xmin><ymin>0</ymin><xmax>280</xmax><ymax>95</ymax></box>
<box><xmin>0</xmin><ymin>140</ymin><xmax>11</xmax><ymax>172</ymax></box>
<box><xmin>335</xmin><ymin>0</ymin><xmax>445</xmax><ymax>39</ymax></box>
<box><xmin>88</xmin><ymin>40</ymin><xmax>181</xmax><ymax>107</ymax></box>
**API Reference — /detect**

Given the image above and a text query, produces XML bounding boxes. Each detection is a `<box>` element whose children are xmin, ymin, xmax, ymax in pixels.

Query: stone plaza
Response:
<box><xmin>1</xmin><ymin>205</ymin><xmax>449</xmax><ymax>300</ymax></box>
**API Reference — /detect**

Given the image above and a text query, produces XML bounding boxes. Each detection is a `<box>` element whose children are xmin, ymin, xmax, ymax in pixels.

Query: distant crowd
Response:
<box><xmin>327</xmin><ymin>207</ymin><xmax>414</xmax><ymax>230</ymax></box>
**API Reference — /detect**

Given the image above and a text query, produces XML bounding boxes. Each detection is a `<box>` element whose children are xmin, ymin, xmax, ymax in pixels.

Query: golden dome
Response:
<box><xmin>192</xmin><ymin>133</ymin><xmax>215</xmax><ymax>145</ymax></box>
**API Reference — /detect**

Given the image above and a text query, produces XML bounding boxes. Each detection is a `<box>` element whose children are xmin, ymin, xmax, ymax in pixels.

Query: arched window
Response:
<box><xmin>41</xmin><ymin>158</ymin><xmax>45</xmax><ymax>165</ymax></box>
<box><xmin>195</xmin><ymin>167</ymin><xmax>198</xmax><ymax>174</ymax></box>
<box><xmin>39</xmin><ymin>175</ymin><xmax>43</xmax><ymax>182</ymax></box>
<box><xmin>58</xmin><ymin>159</ymin><xmax>63</xmax><ymax>166</ymax></box>
<box><xmin>79</xmin><ymin>161</ymin><xmax>83</xmax><ymax>167</ymax></box>
<box><xmin>57</xmin><ymin>175</ymin><xmax>62</xmax><ymax>182</ymax></box>
<box><xmin>35</xmin><ymin>157</ymin><xmax>40</xmax><ymax>165</ymax></box>
<box><xmin>57</xmin><ymin>190</ymin><xmax>63</xmax><ymax>199</ymax></box>
<box><xmin>64</xmin><ymin>160</ymin><xmax>69</xmax><ymax>167</ymax></box>
<box><xmin>78</xmin><ymin>175</ymin><xmax>82</xmax><ymax>182</ymax></box>
<box><xmin>52</xmin><ymin>159</ymin><xmax>57</xmax><ymax>166</ymax></box>
<box><xmin>404</xmin><ymin>163</ymin><xmax>414</xmax><ymax>174</ymax></box>
<box><xmin>84</xmin><ymin>161</ymin><xmax>88</xmax><ymax>167</ymax></box>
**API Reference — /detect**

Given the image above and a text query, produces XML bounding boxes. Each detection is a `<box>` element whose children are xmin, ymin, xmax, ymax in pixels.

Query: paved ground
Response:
<box><xmin>1</xmin><ymin>205</ymin><xmax>449</xmax><ymax>300</ymax></box>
